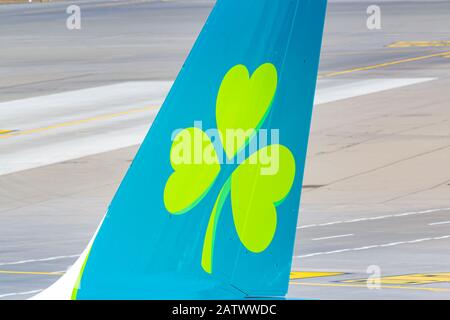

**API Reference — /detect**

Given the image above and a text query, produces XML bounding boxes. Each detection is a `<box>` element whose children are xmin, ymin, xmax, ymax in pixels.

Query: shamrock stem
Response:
<box><xmin>201</xmin><ymin>177</ymin><xmax>232</xmax><ymax>274</ymax></box>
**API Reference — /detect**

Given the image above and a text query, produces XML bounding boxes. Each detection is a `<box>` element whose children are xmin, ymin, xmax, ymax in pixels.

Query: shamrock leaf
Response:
<box><xmin>201</xmin><ymin>145</ymin><xmax>295</xmax><ymax>273</ymax></box>
<box><xmin>216</xmin><ymin>63</ymin><xmax>278</xmax><ymax>159</ymax></box>
<box><xmin>230</xmin><ymin>145</ymin><xmax>296</xmax><ymax>253</ymax></box>
<box><xmin>164</xmin><ymin>127</ymin><xmax>221</xmax><ymax>215</ymax></box>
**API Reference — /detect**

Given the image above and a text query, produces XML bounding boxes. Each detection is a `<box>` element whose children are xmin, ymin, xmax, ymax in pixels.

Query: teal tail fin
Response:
<box><xmin>72</xmin><ymin>0</ymin><xmax>327</xmax><ymax>299</ymax></box>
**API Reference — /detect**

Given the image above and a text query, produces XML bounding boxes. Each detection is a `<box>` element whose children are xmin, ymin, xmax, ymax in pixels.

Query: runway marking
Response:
<box><xmin>290</xmin><ymin>271</ymin><xmax>344</xmax><ymax>280</ymax></box>
<box><xmin>0</xmin><ymin>106</ymin><xmax>159</xmax><ymax>140</ymax></box>
<box><xmin>429</xmin><ymin>221</ymin><xmax>450</xmax><ymax>226</ymax></box>
<box><xmin>0</xmin><ymin>289</ymin><xmax>43</xmax><ymax>299</ymax></box>
<box><xmin>318</xmin><ymin>50</ymin><xmax>450</xmax><ymax>78</ymax></box>
<box><xmin>298</xmin><ymin>207</ymin><xmax>450</xmax><ymax>229</ymax></box>
<box><xmin>343</xmin><ymin>273</ymin><xmax>450</xmax><ymax>285</ymax></box>
<box><xmin>296</xmin><ymin>235</ymin><xmax>450</xmax><ymax>259</ymax></box>
<box><xmin>0</xmin><ymin>270</ymin><xmax>64</xmax><ymax>276</ymax></box>
<box><xmin>289</xmin><ymin>282</ymin><xmax>449</xmax><ymax>293</ymax></box>
<box><xmin>21</xmin><ymin>0</ymin><xmax>165</xmax><ymax>15</ymax></box>
<box><xmin>311</xmin><ymin>234</ymin><xmax>353</xmax><ymax>241</ymax></box>
<box><xmin>0</xmin><ymin>254</ymin><xmax>80</xmax><ymax>267</ymax></box>
<box><xmin>0</xmin><ymin>130</ymin><xmax>12</xmax><ymax>135</ymax></box>
<box><xmin>388</xmin><ymin>41</ymin><xmax>450</xmax><ymax>48</ymax></box>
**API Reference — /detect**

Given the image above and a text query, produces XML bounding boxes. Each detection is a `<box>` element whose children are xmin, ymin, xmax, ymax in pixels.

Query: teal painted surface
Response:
<box><xmin>77</xmin><ymin>0</ymin><xmax>328</xmax><ymax>299</ymax></box>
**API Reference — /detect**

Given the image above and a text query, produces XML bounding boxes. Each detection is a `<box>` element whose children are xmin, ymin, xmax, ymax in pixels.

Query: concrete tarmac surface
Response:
<box><xmin>1</xmin><ymin>0</ymin><xmax>450</xmax><ymax>299</ymax></box>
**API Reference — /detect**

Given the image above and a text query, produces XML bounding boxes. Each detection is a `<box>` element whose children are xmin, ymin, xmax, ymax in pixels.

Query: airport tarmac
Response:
<box><xmin>0</xmin><ymin>0</ymin><xmax>450</xmax><ymax>299</ymax></box>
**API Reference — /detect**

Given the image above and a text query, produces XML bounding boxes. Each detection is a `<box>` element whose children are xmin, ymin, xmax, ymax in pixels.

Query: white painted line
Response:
<box><xmin>0</xmin><ymin>81</ymin><xmax>172</xmax><ymax>128</ymax></box>
<box><xmin>379</xmin><ymin>242</ymin><xmax>404</xmax><ymax>247</ymax></box>
<box><xmin>347</xmin><ymin>218</ymin><xmax>367</xmax><ymax>223</ymax></box>
<box><xmin>429</xmin><ymin>221</ymin><xmax>450</xmax><ymax>226</ymax></box>
<box><xmin>296</xmin><ymin>235</ymin><xmax>450</xmax><ymax>259</ymax></box>
<box><xmin>352</xmin><ymin>245</ymin><xmax>378</xmax><ymax>251</ymax></box>
<box><xmin>368</xmin><ymin>215</ymin><xmax>392</xmax><ymax>221</ymax></box>
<box><xmin>434</xmin><ymin>235</ymin><xmax>450</xmax><ymax>240</ymax></box>
<box><xmin>0</xmin><ymin>255</ymin><xmax>80</xmax><ymax>267</ymax></box>
<box><xmin>297</xmin><ymin>207</ymin><xmax>450</xmax><ymax>229</ymax></box>
<box><xmin>315</xmin><ymin>78</ymin><xmax>436</xmax><ymax>105</ymax></box>
<box><xmin>312</xmin><ymin>234</ymin><xmax>354</xmax><ymax>241</ymax></box>
<box><xmin>320</xmin><ymin>221</ymin><xmax>343</xmax><ymax>226</ymax></box>
<box><xmin>299</xmin><ymin>224</ymin><xmax>318</xmax><ymax>229</ymax></box>
<box><xmin>0</xmin><ymin>289</ymin><xmax>42</xmax><ymax>299</ymax></box>
<box><xmin>407</xmin><ymin>238</ymin><xmax>432</xmax><ymax>244</ymax></box>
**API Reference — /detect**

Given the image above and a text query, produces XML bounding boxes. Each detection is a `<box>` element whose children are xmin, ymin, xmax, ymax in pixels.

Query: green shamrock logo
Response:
<box><xmin>163</xmin><ymin>63</ymin><xmax>296</xmax><ymax>274</ymax></box>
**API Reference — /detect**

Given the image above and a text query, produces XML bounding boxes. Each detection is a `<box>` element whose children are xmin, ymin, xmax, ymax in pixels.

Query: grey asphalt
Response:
<box><xmin>1</xmin><ymin>0</ymin><xmax>450</xmax><ymax>299</ymax></box>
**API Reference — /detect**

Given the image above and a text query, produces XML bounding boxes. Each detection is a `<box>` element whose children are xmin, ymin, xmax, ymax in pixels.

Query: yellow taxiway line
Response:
<box><xmin>388</xmin><ymin>41</ymin><xmax>450</xmax><ymax>48</ymax></box>
<box><xmin>290</xmin><ymin>281</ymin><xmax>449</xmax><ymax>293</ymax></box>
<box><xmin>290</xmin><ymin>271</ymin><xmax>344</xmax><ymax>280</ymax></box>
<box><xmin>343</xmin><ymin>273</ymin><xmax>450</xmax><ymax>286</ymax></box>
<box><xmin>0</xmin><ymin>105</ymin><xmax>159</xmax><ymax>140</ymax></box>
<box><xmin>318</xmin><ymin>50</ymin><xmax>450</xmax><ymax>79</ymax></box>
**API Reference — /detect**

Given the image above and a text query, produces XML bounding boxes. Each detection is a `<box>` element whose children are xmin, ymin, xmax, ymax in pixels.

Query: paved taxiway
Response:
<box><xmin>1</xmin><ymin>0</ymin><xmax>450</xmax><ymax>299</ymax></box>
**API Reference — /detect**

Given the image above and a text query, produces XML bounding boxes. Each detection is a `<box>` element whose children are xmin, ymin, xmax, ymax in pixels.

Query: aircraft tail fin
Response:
<box><xmin>36</xmin><ymin>0</ymin><xmax>327</xmax><ymax>300</ymax></box>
